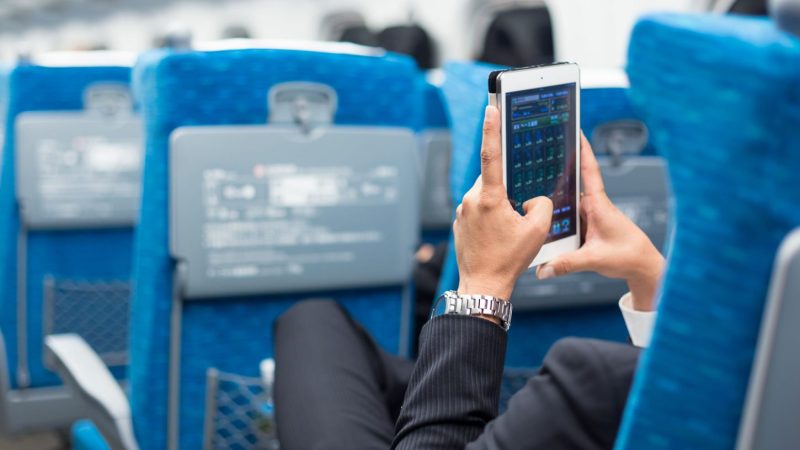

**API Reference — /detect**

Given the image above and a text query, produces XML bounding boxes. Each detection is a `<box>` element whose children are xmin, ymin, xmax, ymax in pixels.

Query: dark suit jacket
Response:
<box><xmin>392</xmin><ymin>315</ymin><xmax>640</xmax><ymax>449</ymax></box>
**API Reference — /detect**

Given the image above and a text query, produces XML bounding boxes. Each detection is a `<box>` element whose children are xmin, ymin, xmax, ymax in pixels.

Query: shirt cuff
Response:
<box><xmin>619</xmin><ymin>292</ymin><xmax>657</xmax><ymax>348</ymax></box>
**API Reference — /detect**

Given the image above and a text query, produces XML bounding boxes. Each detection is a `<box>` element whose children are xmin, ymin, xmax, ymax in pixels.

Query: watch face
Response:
<box><xmin>444</xmin><ymin>291</ymin><xmax>458</xmax><ymax>315</ymax></box>
<box><xmin>430</xmin><ymin>292</ymin><xmax>448</xmax><ymax>319</ymax></box>
<box><xmin>431</xmin><ymin>291</ymin><xmax>458</xmax><ymax>319</ymax></box>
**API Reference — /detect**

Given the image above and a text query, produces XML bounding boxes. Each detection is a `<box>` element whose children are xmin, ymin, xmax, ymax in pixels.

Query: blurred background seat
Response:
<box><xmin>318</xmin><ymin>10</ymin><xmax>379</xmax><ymax>47</ymax></box>
<box><xmin>469</xmin><ymin>0</ymin><xmax>555</xmax><ymax>67</ymax></box>
<box><xmin>418</xmin><ymin>79</ymin><xmax>452</xmax><ymax>241</ymax></box>
<box><xmin>319</xmin><ymin>9</ymin><xmax>438</xmax><ymax>69</ymax></box>
<box><xmin>617</xmin><ymin>12</ymin><xmax>800</xmax><ymax>449</ymax></box>
<box><xmin>0</xmin><ymin>52</ymin><xmax>141</xmax><ymax>438</ymax></box>
<box><xmin>47</xmin><ymin>41</ymin><xmax>424</xmax><ymax>450</ymax></box>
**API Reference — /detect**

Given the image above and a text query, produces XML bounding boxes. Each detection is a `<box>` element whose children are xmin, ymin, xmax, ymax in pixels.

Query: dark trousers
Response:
<box><xmin>274</xmin><ymin>300</ymin><xmax>639</xmax><ymax>450</ymax></box>
<box><xmin>273</xmin><ymin>300</ymin><xmax>414</xmax><ymax>449</ymax></box>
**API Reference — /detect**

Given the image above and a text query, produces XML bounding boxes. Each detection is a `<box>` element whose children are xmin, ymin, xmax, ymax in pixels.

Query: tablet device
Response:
<box><xmin>489</xmin><ymin>63</ymin><xmax>581</xmax><ymax>267</ymax></box>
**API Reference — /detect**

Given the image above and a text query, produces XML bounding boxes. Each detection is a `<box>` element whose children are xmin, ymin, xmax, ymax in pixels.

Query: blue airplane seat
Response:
<box><xmin>419</xmin><ymin>78</ymin><xmax>453</xmax><ymax>243</ymax></box>
<box><xmin>617</xmin><ymin>13</ymin><xmax>800</xmax><ymax>449</ymax></box>
<box><xmin>581</xmin><ymin>71</ymin><xmax>658</xmax><ymax>156</ymax></box>
<box><xmin>422</xmin><ymin>78</ymin><xmax>450</xmax><ymax>129</ymax></box>
<box><xmin>437</xmin><ymin>62</ymin><xmax>646</xmax><ymax>367</ymax></box>
<box><xmin>132</xmin><ymin>46</ymin><xmax>421</xmax><ymax>450</ymax></box>
<box><xmin>0</xmin><ymin>55</ymin><xmax>138</xmax><ymax>434</ymax></box>
<box><xmin>46</xmin><ymin>44</ymin><xmax>423</xmax><ymax>450</ymax></box>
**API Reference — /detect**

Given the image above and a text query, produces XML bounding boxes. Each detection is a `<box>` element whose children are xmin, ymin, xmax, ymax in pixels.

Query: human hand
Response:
<box><xmin>536</xmin><ymin>134</ymin><xmax>664</xmax><ymax>311</ymax></box>
<box><xmin>453</xmin><ymin>105</ymin><xmax>553</xmax><ymax>301</ymax></box>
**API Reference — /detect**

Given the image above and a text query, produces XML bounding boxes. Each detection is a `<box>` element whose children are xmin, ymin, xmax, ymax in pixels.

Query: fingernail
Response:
<box><xmin>538</xmin><ymin>266</ymin><xmax>555</xmax><ymax>280</ymax></box>
<box><xmin>484</xmin><ymin>105</ymin><xmax>491</xmax><ymax>120</ymax></box>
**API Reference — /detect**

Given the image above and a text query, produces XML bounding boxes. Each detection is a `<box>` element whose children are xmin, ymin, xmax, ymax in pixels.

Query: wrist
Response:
<box><xmin>626</xmin><ymin>249</ymin><xmax>665</xmax><ymax>312</ymax></box>
<box><xmin>457</xmin><ymin>278</ymin><xmax>513</xmax><ymax>302</ymax></box>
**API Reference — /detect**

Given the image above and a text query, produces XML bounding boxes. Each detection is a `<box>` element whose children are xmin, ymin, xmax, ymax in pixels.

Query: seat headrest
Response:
<box><xmin>619</xmin><ymin>12</ymin><xmax>800</xmax><ymax>449</ymax></box>
<box><xmin>770</xmin><ymin>0</ymin><xmax>800</xmax><ymax>36</ymax></box>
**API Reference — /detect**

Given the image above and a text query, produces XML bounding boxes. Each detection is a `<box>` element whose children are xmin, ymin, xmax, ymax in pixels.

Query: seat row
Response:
<box><xmin>0</xmin><ymin>41</ymin><xmax>662</xmax><ymax>449</ymax></box>
<box><xmin>2</xmin><ymin>11</ymin><xmax>796</xmax><ymax>449</ymax></box>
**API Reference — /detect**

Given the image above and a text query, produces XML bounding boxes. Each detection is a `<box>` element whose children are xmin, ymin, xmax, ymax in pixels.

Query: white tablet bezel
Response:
<box><xmin>496</xmin><ymin>63</ymin><xmax>581</xmax><ymax>267</ymax></box>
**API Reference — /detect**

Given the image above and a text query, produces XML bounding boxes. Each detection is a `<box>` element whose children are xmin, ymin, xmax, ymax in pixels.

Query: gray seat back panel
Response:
<box><xmin>169</xmin><ymin>125</ymin><xmax>420</xmax><ymax>299</ymax></box>
<box><xmin>419</xmin><ymin>130</ymin><xmax>453</xmax><ymax>229</ymax></box>
<box><xmin>15</xmin><ymin>112</ymin><xmax>143</xmax><ymax>229</ymax></box>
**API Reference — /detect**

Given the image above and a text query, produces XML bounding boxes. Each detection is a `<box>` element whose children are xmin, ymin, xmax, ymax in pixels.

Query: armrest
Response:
<box><xmin>45</xmin><ymin>333</ymin><xmax>138</xmax><ymax>450</ymax></box>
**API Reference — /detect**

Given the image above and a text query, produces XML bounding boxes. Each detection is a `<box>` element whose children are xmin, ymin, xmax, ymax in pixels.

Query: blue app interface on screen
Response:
<box><xmin>506</xmin><ymin>83</ymin><xmax>577</xmax><ymax>243</ymax></box>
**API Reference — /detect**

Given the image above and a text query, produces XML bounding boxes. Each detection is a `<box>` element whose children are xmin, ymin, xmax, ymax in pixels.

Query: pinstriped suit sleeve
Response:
<box><xmin>392</xmin><ymin>315</ymin><xmax>507</xmax><ymax>449</ymax></box>
<box><xmin>392</xmin><ymin>316</ymin><xmax>640</xmax><ymax>450</ymax></box>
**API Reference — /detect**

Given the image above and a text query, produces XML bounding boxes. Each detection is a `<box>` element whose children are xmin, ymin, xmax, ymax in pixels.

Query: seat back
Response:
<box><xmin>581</xmin><ymin>69</ymin><xmax>658</xmax><ymax>156</ymax></box>
<box><xmin>318</xmin><ymin>10</ymin><xmax>374</xmax><ymax>44</ymax></box>
<box><xmin>472</xmin><ymin>0</ymin><xmax>555</xmax><ymax>67</ymax></box>
<box><xmin>736</xmin><ymin>228</ymin><xmax>800</xmax><ymax>449</ymax></box>
<box><xmin>130</xmin><ymin>43</ymin><xmax>423</xmax><ymax>450</ymax></box>
<box><xmin>0</xmin><ymin>53</ymin><xmax>139</xmax><ymax>395</ymax></box>
<box><xmin>419</xmin><ymin>79</ymin><xmax>452</xmax><ymax>241</ymax></box>
<box><xmin>378</xmin><ymin>25</ymin><xmax>438</xmax><ymax>70</ymax></box>
<box><xmin>437</xmin><ymin>62</ymin><xmax>667</xmax><ymax>365</ymax></box>
<box><xmin>617</xmin><ymin>13</ymin><xmax>800</xmax><ymax>449</ymax></box>
<box><xmin>170</xmin><ymin>125</ymin><xmax>419</xmax><ymax>297</ymax></box>
<box><xmin>772</xmin><ymin>0</ymin><xmax>800</xmax><ymax>36</ymax></box>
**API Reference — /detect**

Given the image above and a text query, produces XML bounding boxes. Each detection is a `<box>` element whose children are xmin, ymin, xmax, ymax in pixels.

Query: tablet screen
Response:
<box><xmin>505</xmin><ymin>83</ymin><xmax>577</xmax><ymax>243</ymax></box>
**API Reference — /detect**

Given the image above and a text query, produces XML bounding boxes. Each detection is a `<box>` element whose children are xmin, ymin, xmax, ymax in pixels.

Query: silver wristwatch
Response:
<box><xmin>431</xmin><ymin>290</ymin><xmax>513</xmax><ymax>331</ymax></box>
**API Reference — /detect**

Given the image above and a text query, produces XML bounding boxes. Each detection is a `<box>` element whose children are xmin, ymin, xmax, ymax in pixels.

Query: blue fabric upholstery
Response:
<box><xmin>582</xmin><ymin>86</ymin><xmax>657</xmax><ymax>155</ymax></box>
<box><xmin>420</xmin><ymin>79</ymin><xmax>453</xmax><ymax>243</ymax></box>
<box><xmin>72</xmin><ymin>420</ymin><xmax>110</xmax><ymax>450</ymax></box>
<box><xmin>618</xmin><ymin>14</ymin><xmax>800</xmax><ymax>449</ymax></box>
<box><xmin>0</xmin><ymin>64</ymin><xmax>133</xmax><ymax>389</ymax></box>
<box><xmin>436</xmin><ymin>62</ymin><xmax>629</xmax><ymax>366</ymax></box>
<box><xmin>422</xmin><ymin>79</ymin><xmax>450</xmax><ymax>129</ymax></box>
<box><xmin>130</xmin><ymin>48</ymin><xmax>422</xmax><ymax>450</ymax></box>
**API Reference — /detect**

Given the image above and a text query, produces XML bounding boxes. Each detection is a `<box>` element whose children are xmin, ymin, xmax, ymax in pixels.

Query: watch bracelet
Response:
<box><xmin>431</xmin><ymin>290</ymin><xmax>512</xmax><ymax>330</ymax></box>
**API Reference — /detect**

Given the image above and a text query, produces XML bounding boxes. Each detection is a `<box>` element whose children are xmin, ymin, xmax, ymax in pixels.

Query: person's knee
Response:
<box><xmin>274</xmin><ymin>299</ymin><xmax>345</xmax><ymax>337</ymax></box>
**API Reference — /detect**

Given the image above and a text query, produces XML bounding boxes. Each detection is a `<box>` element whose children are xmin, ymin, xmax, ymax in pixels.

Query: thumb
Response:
<box><xmin>522</xmin><ymin>196</ymin><xmax>553</xmax><ymax>229</ymax></box>
<box><xmin>536</xmin><ymin>248</ymin><xmax>591</xmax><ymax>280</ymax></box>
